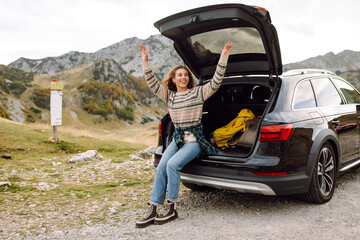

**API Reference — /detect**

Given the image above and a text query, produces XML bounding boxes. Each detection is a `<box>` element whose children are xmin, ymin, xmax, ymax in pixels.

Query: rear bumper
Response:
<box><xmin>181</xmin><ymin>173</ymin><xmax>276</xmax><ymax>195</ymax></box>
<box><xmin>156</xmin><ymin>148</ymin><xmax>311</xmax><ymax>195</ymax></box>
<box><xmin>180</xmin><ymin>169</ymin><xmax>310</xmax><ymax>195</ymax></box>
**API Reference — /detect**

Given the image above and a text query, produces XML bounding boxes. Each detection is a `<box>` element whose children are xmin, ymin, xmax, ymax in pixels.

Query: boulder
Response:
<box><xmin>137</xmin><ymin>146</ymin><xmax>156</xmax><ymax>159</ymax></box>
<box><xmin>129</xmin><ymin>154</ymin><xmax>143</xmax><ymax>161</ymax></box>
<box><xmin>69</xmin><ymin>150</ymin><xmax>103</xmax><ymax>163</ymax></box>
<box><xmin>1</xmin><ymin>154</ymin><xmax>11</xmax><ymax>159</ymax></box>
<box><xmin>0</xmin><ymin>182</ymin><xmax>11</xmax><ymax>191</ymax></box>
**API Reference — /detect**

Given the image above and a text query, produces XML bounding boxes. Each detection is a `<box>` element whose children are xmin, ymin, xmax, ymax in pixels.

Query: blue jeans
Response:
<box><xmin>150</xmin><ymin>141</ymin><xmax>201</xmax><ymax>204</ymax></box>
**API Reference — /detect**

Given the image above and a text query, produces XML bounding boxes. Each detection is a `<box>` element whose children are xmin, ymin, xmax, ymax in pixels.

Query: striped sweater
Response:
<box><xmin>142</xmin><ymin>55</ymin><xmax>228</xmax><ymax>129</ymax></box>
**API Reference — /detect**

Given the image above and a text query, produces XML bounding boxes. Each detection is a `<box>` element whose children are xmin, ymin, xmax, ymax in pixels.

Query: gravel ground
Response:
<box><xmin>12</xmin><ymin>165</ymin><xmax>360</xmax><ymax>240</ymax></box>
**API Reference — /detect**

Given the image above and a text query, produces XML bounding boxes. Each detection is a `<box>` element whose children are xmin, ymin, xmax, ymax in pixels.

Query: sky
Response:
<box><xmin>0</xmin><ymin>0</ymin><xmax>359</xmax><ymax>65</ymax></box>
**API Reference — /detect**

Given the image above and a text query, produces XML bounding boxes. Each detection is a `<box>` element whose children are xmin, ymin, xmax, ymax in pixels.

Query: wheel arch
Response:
<box><xmin>305</xmin><ymin>128</ymin><xmax>340</xmax><ymax>183</ymax></box>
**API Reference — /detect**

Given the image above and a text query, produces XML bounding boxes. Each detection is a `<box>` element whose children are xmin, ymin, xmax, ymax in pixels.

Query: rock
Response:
<box><xmin>1</xmin><ymin>154</ymin><xmax>11</xmax><ymax>159</ymax></box>
<box><xmin>129</xmin><ymin>154</ymin><xmax>143</xmax><ymax>161</ymax></box>
<box><xmin>137</xmin><ymin>146</ymin><xmax>156</xmax><ymax>159</ymax></box>
<box><xmin>36</xmin><ymin>182</ymin><xmax>57</xmax><ymax>190</ymax></box>
<box><xmin>0</xmin><ymin>182</ymin><xmax>11</xmax><ymax>191</ymax></box>
<box><xmin>69</xmin><ymin>150</ymin><xmax>103</xmax><ymax>163</ymax></box>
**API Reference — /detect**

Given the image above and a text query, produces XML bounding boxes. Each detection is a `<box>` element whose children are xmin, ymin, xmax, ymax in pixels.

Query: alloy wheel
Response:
<box><xmin>317</xmin><ymin>147</ymin><xmax>335</xmax><ymax>197</ymax></box>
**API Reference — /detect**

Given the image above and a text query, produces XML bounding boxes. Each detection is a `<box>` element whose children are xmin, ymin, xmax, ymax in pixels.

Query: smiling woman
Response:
<box><xmin>135</xmin><ymin>43</ymin><xmax>232</xmax><ymax>227</ymax></box>
<box><xmin>163</xmin><ymin>65</ymin><xmax>194</xmax><ymax>92</ymax></box>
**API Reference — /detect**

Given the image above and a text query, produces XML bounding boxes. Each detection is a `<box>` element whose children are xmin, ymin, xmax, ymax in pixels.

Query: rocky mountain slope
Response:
<box><xmin>9</xmin><ymin>35</ymin><xmax>183</xmax><ymax>79</ymax></box>
<box><xmin>283</xmin><ymin>50</ymin><xmax>360</xmax><ymax>73</ymax></box>
<box><xmin>0</xmin><ymin>60</ymin><xmax>166</xmax><ymax>127</ymax></box>
<box><xmin>2</xmin><ymin>34</ymin><xmax>360</xmax><ymax>126</ymax></box>
<box><xmin>283</xmin><ymin>50</ymin><xmax>360</xmax><ymax>90</ymax></box>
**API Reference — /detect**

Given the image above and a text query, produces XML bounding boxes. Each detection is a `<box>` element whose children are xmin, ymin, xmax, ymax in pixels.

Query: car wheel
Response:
<box><xmin>181</xmin><ymin>180</ymin><xmax>212</xmax><ymax>191</ymax></box>
<box><xmin>302</xmin><ymin>142</ymin><xmax>336</xmax><ymax>204</ymax></box>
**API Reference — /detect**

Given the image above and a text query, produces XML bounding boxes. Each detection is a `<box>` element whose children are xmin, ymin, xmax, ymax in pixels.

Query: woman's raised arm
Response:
<box><xmin>140</xmin><ymin>45</ymin><xmax>149</xmax><ymax>62</ymax></box>
<box><xmin>140</xmin><ymin>45</ymin><xmax>169</xmax><ymax>103</ymax></box>
<box><xmin>201</xmin><ymin>44</ymin><xmax>232</xmax><ymax>101</ymax></box>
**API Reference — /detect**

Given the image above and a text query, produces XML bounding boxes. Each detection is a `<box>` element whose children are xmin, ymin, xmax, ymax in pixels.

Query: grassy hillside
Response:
<box><xmin>0</xmin><ymin>62</ymin><xmax>166</xmax><ymax>131</ymax></box>
<box><xmin>0</xmin><ymin>118</ymin><xmax>158</xmax><ymax>238</ymax></box>
<box><xmin>0</xmin><ymin>64</ymin><xmax>34</xmax><ymax>97</ymax></box>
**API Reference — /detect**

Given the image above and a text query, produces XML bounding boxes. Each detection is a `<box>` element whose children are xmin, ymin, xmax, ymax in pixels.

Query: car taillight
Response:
<box><xmin>159</xmin><ymin>122</ymin><xmax>162</xmax><ymax>135</ymax></box>
<box><xmin>260</xmin><ymin>124</ymin><xmax>294</xmax><ymax>142</ymax></box>
<box><xmin>257</xmin><ymin>7</ymin><xmax>267</xmax><ymax>11</ymax></box>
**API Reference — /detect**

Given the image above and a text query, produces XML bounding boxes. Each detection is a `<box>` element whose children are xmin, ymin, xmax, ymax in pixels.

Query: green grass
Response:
<box><xmin>0</xmin><ymin>118</ymin><xmax>155</xmax><ymax>238</ymax></box>
<box><xmin>0</xmin><ymin>120</ymin><xmax>145</xmax><ymax>163</ymax></box>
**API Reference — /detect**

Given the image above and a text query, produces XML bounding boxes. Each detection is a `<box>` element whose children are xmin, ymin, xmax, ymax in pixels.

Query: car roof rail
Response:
<box><xmin>283</xmin><ymin>69</ymin><xmax>336</xmax><ymax>77</ymax></box>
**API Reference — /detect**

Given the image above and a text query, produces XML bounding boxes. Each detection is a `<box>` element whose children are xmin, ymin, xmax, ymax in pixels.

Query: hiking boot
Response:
<box><xmin>154</xmin><ymin>200</ymin><xmax>178</xmax><ymax>225</ymax></box>
<box><xmin>135</xmin><ymin>203</ymin><xmax>157</xmax><ymax>228</ymax></box>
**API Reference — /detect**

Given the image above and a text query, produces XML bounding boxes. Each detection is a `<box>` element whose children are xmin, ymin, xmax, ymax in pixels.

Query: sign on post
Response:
<box><xmin>50</xmin><ymin>79</ymin><xmax>63</xmax><ymax>141</ymax></box>
<box><xmin>50</xmin><ymin>90</ymin><xmax>62</xmax><ymax>126</ymax></box>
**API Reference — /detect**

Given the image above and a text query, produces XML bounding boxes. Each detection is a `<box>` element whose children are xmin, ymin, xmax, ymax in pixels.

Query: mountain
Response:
<box><xmin>283</xmin><ymin>50</ymin><xmax>360</xmax><ymax>90</ymax></box>
<box><xmin>0</xmin><ymin>61</ymin><xmax>167</xmax><ymax>126</ymax></box>
<box><xmin>8</xmin><ymin>35</ymin><xmax>183</xmax><ymax>79</ymax></box>
<box><xmin>283</xmin><ymin>50</ymin><xmax>360</xmax><ymax>73</ymax></box>
<box><xmin>2</xmin><ymin>35</ymin><xmax>360</xmax><ymax>127</ymax></box>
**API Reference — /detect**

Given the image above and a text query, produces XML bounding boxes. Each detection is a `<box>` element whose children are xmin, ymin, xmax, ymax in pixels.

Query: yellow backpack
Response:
<box><xmin>213</xmin><ymin>109</ymin><xmax>255</xmax><ymax>149</ymax></box>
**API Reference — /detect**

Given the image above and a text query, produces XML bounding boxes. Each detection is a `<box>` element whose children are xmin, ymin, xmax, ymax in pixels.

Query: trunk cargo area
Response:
<box><xmin>200</xmin><ymin>81</ymin><xmax>272</xmax><ymax>155</ymax></box>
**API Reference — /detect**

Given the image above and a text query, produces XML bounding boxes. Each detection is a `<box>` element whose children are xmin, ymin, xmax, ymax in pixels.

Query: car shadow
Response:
<box><xmin>178</xmin><ymin>164</ymin><xmax>360</xmax><ymax>211</ymax></box>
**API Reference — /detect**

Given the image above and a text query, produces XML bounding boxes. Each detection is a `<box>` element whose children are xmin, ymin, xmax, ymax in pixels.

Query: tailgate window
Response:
<box><xmin>186</xmin><ymin>27</ymin><xmax>265</xmax><ymax>60</ymax></box>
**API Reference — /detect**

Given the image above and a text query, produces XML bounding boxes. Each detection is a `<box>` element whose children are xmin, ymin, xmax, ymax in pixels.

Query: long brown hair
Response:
<box><xmin>164</xmin><ymin>65</ymin><xmax>194</xmax><ymax>91</ymax></box>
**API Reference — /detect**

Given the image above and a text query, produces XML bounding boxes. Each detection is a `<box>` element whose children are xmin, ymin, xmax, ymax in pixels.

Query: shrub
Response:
<box><xmin>26</xmin><ymin>114</ymin><xmax>35</xmax><ymax>123</ymax></box>
<box><xmin>30</xmin><ymin>107</ymin><xmax>42</xmax><ymax>114</ymax></box>
<box><xmin>0</xmin><ymin>76</ymin><xmax>10</xmax><ymax>94</ymax></box>
<box><xmin>141</xmin><ymin>116</ymin><xmax>154</xmax><ymax>124</ymax></box>
<box><xmin>0</xmin><ymin>105</ymin><xmax>9</xmax><ymax>118</ymax></box>
<box><xmin>115</xmin><ymin>105</ymin><xmax>134</xmax><ymax>121</ymax></box>
<box><xmin>8</xmin><ymin>82</ymin><xmax>27</xmax><ymax>97</ymax></box>
<box><xmin>32</xmin><ymin>88</ymin><xmax>51</xmax><ymax>109</ymax></box>
<box><xmin>78</xmin><ymin>81</ymin><xmax>138</xmax><ymax>120</ymax></box>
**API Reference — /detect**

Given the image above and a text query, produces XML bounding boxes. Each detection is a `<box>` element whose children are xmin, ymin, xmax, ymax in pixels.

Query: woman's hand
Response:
<box><xmin>139</xmin><ymin>45</ymin><xmax>149</xmax><ymax>62</ymax></box>
<box><xmin>221</xmin><ymin>44</ymin><xmax>232</xmax><ymax>56</ymax></box>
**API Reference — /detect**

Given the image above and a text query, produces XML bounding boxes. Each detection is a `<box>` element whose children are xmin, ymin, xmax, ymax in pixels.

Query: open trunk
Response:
<box><xmin>162</xmin><ymin>78</ymin><xmax>274</xmax><ymax>157</ymax></box>
<box><xmin>202</xmin><ymin>80</ymin><xmax>272</xmax><ymax>155</ymax></box>
<box><xmin>155</xmin><ymin>4</ymin><xmax>282</xmax><ymax>158</ymax></box>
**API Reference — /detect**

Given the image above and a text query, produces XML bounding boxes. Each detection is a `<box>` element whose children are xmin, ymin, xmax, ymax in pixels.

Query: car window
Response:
<box><xmin>186</xmin><ymin>27</ymin><xmax>265</xmax><ymax>58</ymax></box>
<box><xmin>293</xmin><ymin>80</ymin><xmax>316</xmax><ymax>109</ymax></box>
<box><xmin>311</xmin><ymin>78</ymin><xmax>344</xmax><ymax>106</ymax></box>
<box><xmin>331</xmin><ymin>78</ymin><xmax>360</xmax><ymax>104</ymax></box>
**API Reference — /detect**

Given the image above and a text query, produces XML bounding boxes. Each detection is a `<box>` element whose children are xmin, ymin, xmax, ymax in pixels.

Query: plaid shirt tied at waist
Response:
<box><xmin>172</xmin><ymin>124</ymin><xmax>220</xmax><ymax>155</ymax></box>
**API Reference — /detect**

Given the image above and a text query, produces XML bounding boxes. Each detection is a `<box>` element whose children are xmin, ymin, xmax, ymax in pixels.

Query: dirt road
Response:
<box><xmin>29</xmin><ymin>165</ymin><xmax>360</xmax><ymax>240</ymax></box>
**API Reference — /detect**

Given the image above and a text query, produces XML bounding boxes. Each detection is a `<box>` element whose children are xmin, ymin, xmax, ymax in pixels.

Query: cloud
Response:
<box><xmin>0</xmin><ymin>0</ymin><xmax>359</xmax><ymax>65</ymax></box>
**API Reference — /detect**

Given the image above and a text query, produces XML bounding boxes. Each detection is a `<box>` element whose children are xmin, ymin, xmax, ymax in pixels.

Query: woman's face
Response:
<box><xmin>172</xmin><ymin>68</ymin><xmax>190</xmax><ymax>92</ymax></box>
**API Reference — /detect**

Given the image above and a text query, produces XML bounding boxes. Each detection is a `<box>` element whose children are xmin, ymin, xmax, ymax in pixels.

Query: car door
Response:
<box><xmin>331</xmin><ymin>77</ymin><xmax>360</xmax><ymax>162</ymax></box>
<box><xmin>311</xmin><ymin>77</ymin><xmax>359</xmax><ymax>164</ymax></box>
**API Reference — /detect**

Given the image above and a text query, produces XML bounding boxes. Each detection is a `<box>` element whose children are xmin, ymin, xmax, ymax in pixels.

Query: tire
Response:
<box><xmin>302</xmin><ymin>142</ymin><xmax>336</xmax><ymax>204</ymax></box>
<box><xmin>181</xmin><ymin>180</ymin><xmax>212</xmax><ymax>191</ymax></box>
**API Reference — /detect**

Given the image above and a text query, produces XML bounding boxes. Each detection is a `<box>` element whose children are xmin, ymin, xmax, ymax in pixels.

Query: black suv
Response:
<box><xmin>152</xmin><ymin>4</ymin><xmax>360</xmax><ymax>203</ymax></box>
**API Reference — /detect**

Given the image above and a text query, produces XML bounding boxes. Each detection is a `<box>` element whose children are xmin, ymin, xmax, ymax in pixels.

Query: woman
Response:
<box><xmin>136</xmin><ymin>44</ymin><xmax>232</xmax><ymax>228</ymax></box>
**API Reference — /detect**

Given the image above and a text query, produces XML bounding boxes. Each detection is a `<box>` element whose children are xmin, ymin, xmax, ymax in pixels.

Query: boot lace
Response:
<box><xmin>144</xmin><ymin>203</ymin><xmax>155</xmax><ymax>218</ymax></box>
<box><xmin>163</xmin><ymin>204</ymin><xmax>171</xmax><ymax>215</ymax></box>
<box><xmin>162</xmin><ymin>201</ymin><xmax>174</xmax><ymax>215</ymax></box>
